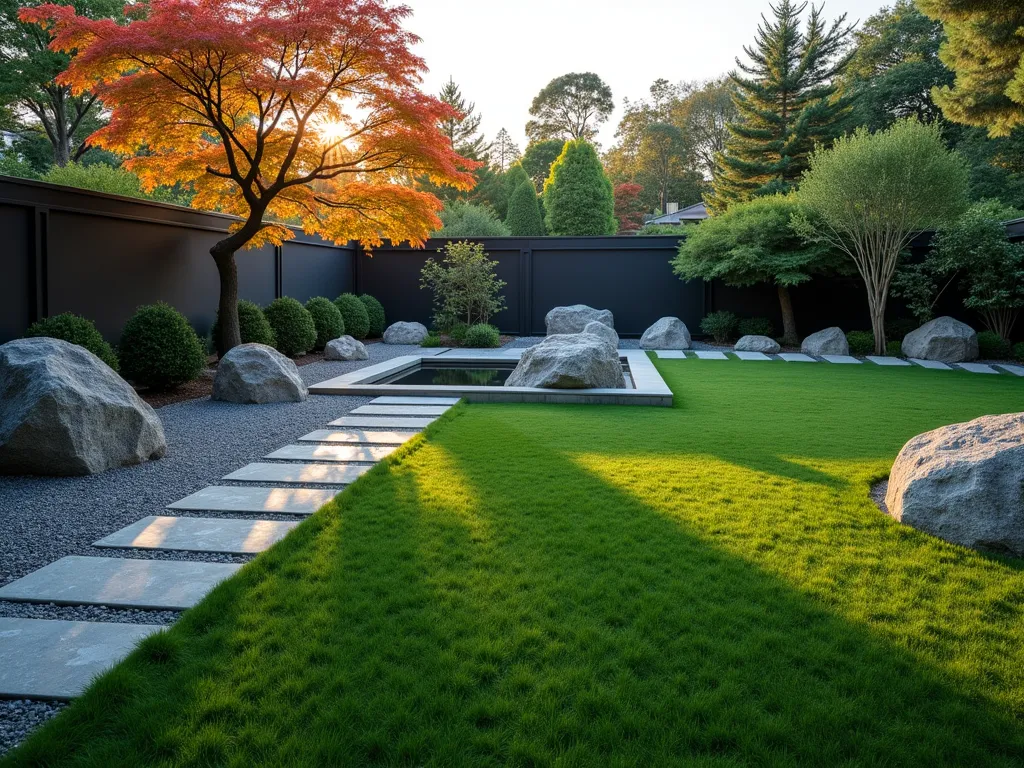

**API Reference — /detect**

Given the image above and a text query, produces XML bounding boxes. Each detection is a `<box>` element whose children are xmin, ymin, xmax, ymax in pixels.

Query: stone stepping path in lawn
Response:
<box><xmin>371</xmin><ymin>396</ymin><xmax>459</xmax><ymax>405</ymax></box>
<box><xmin>733</xmin><ymin>352</ymin><xmax>772</xmax><ymax>361</ymax></box>
<box><xmin>866</xmin><ymin>356</ymin><xmax>911</xmax><ymax>366</ymax></box>
<box><xmin>265</xmin><ymin>444</ymin><xmax>398</xmax><ymax>463</ymax></box>
<box><xmin>297</xmin><ymin>428</ymin><xmax>414</xmax><ymax>444</ymax></box>
<box><xmin>957</xmin><ymin>362</ymin><xmax>999</xmax><ymax>374</ymax></box>
<box><xmin>168</xmin><ymin>486</ymin><xmax>339</xmax><ymax>515</ymax></box>
<box><xmin>694</xmin><ymin>351</ymin><xmax>728</xmax><ymax>360</ymax></box>
<box><xmin>351</xmin><ymin>404</ymin><xmax>451</xmax><ymax>417</ymax></box>
<box><xmin>223</xmin><ymin>462</ymin><xmax>373</xmax><ymax>486</ymax></box>
<box><xmin>909</xmin><ymin>358</ymin><xmax>952</xmax><ymax>370</ymax></box>
<box><xmin>821</xmin><ymin>355</ymin><xmax>861</xmax><ymax>364</ymax></box>
<box><xmin>0</xmin><ymin>618</ymin><xmax>164</xmax><ymax>700</ymax></box>
<box><xmin>779</xmin><ymin>353</ymin><xmax>816</xmax><ymax>362</ymax></box>
<box><xmin>328</xmin><ymin>416</ymin><xmax>437</xmax><ymax>429</ymax></box>
<box><xmin>998</xmin><ymin>364</ymin><xmax>1024</xmax><ymax>376</ymax></box>
<box><xmin>94</xmin><ymin>516</ymin><xmax>298</xmax><ymax>555</ymax></box>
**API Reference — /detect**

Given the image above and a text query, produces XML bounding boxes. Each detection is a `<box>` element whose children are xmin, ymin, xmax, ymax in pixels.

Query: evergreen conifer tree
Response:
<box><xmin>437</xmin><ymin>76</ymin><xmax>488</xmax><ymax>159</ymax></box>
<box><xmin>506</xmin><ymin>180</ymin><xmax>545</xmax><ymax>236</ymax></box>
<box><xmin>543</xmin><ymin>140</ymin><xmax>616</xmax><ymax>235</ymax></box>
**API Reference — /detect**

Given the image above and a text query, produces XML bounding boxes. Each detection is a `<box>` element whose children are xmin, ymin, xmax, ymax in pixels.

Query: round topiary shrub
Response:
<box><xmin>119</xmin><ymin>302</ymin><xmax>207</xmax><ymax>389</ymax></box>
<box><xmin>334</xmin><ymin>293</ymin><xmax>369</xmax><ymax>340</ymax></box>
<box><xmin>263</xmin><ymin>297</ymin><xmax>317</xmax><ymax>357</ymax></box>
<box><xmin>210</xmin><ymin>300</ymin><xmax>276</xmax><ymax>349</ymax></box>
<box><xmin>305</xmin><ymin>297</ymin><xmax>345</xmax><ymax>349</ymax></box>
<box><xmin>699</xmin><ymin>311</ymin><xmax>738</xmax><ymax>344</ymax></box>
<box><xmin>25</xmin><ymin>312</ymin><xmax>119</xmax><ymax>371</ymax></box>
<box><xmin>359</xmin><ymin>294</ymin><xmax>386</xmax><ymax>338</ymax></box>
<box><xmin>737</xmin><ymin>317</ymin><xmax>774</xmax><ymax>339</ymax></box>
<box><xmin>846</xmin><ymin>331</ymin><xmax>875</xmax><ymax>356</ymax></box>
<box><xmin>464</xmin><ymin>323</ymin><xmax>500</xmax><ymax>348</ymax></box>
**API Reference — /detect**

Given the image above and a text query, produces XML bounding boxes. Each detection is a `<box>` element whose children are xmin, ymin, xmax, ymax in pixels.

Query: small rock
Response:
<box><xmin>885</xmin><ymin>412</ymin><xmax>1024</xmax><ymax>557</ymax></box>
<box><xmin>212</xmin><ymin>344</ymin><xmax>307</xmax><ymax>404</ymax></box>
<box><xmin>902</xmin><ymin>316</ymin><xmax>978</xmax><ymax>363</ymax></box>
<box><xmin>735</xmin><ymin>335</ymin><xmax>780</xmax><ymax>354</ymax></box>
<box><xmin>582</xmin><ymin>320</ymin><xmax>619</xmax><ymax>349</ymax></box>
<box><xmin>324</xmin><ymin>335</ymin><xmax>368</xmax><ymax>361</ymax></box>
<box><xmin>506</xmin><ymin>334</ymin><xmax>625</xmax><ymax>389</ymax></box>
<box><xmin>640</xmin><ymin>317</ymin><xmax>691</xmax><ymax>349</ymax></box>
<box><xmin>383</xmin><ymin>321</ymin><xmax>429</xmax><ymax>345</ymax></box>
<box><xmin>801</xmin><ymin>327</ymin><xmax>849</xmax><ymax>356</ymax></box>
<box><xmin>545</xmin><ymin>305</ymin><xmax>614</xmax><ymax>335</ymax></box>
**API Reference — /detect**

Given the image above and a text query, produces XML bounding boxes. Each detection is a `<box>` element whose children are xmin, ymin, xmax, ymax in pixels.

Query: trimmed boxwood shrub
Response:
<box><xmin>737</xmin><ymin>317</ymin><xmax>774</xmax><ymax>339</ymax></box>
<box><xmin>420</xmin><ymin>333</ymin><xmax>442</xmax><ymax>348</ymax></box>
<box><xmin>263</xmin><ymin>297</ymin><xmax>317</xmax><ymax>357</ymax></box>
<box><xmin>448</xmin><ymin>322</ymin><xmax>469</xmax><ymax>344</ymax></box>
<box><xmin>210</xmin><ymin>300</ymin><xmax>276</xmax><ymax>348</ymax></box>
<box><xmin>25</xmin><ymin>312</ymin><xmax>119</xmax><ymax>371</ymax></box>
<box><xmin>305</xmin><ymin>297</ymin><xmax>345</xmax><ymax>349</ymax></box>
<box><xmin>119</xmin><ymin>302</ymin><xmax>206</xmax><ymax>389</ymax></box>
<box><xmin>464</xmin><ymin>323</ymin><xmax>500</xmax><ymax>348</ymax></box>
<box><xmin>700</xmin><ymin>311</ymin><xmax>738</xmax><ymax>344</ymax></box>
<box><xmin>976</xmin><ymin>330</ymin><xmax>1011</xmax><ymax>360</ymax></box>
<box><xmin>359</xmin><ymin>294</ymin><xmax>385</xmax><ymax>338</ymax></box>
<box><xmin>334</xmin><ymin>293</ymin><xmax>369</xmax><ymax>340</ymax></box>
<box><xmin>846</xmin><ymin>331</ymin><xmax>875</xmax><ymax>355</ymax></box>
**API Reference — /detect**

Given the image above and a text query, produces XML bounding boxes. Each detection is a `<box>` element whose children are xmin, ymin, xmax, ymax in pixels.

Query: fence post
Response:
<box><xmin>274</xmin><ymin>244</ymin><xmax>283</xmax><ymax>299</ymax></box>
<box><xmin>520</xmin><ymin>246</ymin><xmax>532</xmax><ymax>337</ymax></box>
<box><xmin>31</xmin><ymin>207</ymin><xmax>49</xmax><ymax>323</ymax></box>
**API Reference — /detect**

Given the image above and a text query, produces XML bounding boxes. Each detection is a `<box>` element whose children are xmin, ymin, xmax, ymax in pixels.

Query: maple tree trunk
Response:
<box><xmin>211</xmin><ymin>243</ymin><xmax>241</xmax><ymax>356</ymax></box>
<box><xmin>777</xmin><ymin>284</ymin><xmax>798</xmax><ymax>346</ymax></box>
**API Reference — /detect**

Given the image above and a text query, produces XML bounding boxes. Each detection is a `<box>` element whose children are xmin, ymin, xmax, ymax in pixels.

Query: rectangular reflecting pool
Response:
<box><xmin>381</xmin><ymin>361</ymin><xmax>515</xmax><ymax>387</ymax></box>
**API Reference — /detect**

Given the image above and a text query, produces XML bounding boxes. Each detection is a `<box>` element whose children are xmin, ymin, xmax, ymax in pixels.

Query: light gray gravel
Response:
<box><xmin>0</xmin><ymin>700</ymin><xmax>66</xmax><ymax>755</ymax></box>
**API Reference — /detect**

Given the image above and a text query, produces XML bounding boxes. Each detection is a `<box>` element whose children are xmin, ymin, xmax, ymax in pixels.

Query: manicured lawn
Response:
<box><xmin>7</xmin><ymin>361</ymin><xmax>1024</xmax><ymax>766</ymax></box>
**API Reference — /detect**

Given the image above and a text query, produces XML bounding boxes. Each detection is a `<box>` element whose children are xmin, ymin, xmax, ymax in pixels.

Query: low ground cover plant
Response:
<box><xmin>119</xmin><ymin>303</ymin><xmax>206</xmax><ymax>389</ymax></box>
<box><xmin>24</xmin><ymin>313</ymin><xmax>119</xmax><ymax>370</ymax></box>
<box><xmin>264</xmin><ymin>297</ymin><xmax>317</xmax><ymax>357</ymax></box>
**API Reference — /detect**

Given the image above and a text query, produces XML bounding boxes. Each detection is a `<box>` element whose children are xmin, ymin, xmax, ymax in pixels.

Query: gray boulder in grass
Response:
<box><xmin>545</xmin><ymin>305</ymin><xmax>614</xmax><ymax>335</ymax></box>
<box><xmin>885</xmin><ymin>412</ymin><xmax>1024</xmax><ymax>557</ymax></box>
<box><xmin>902</xmin><ymin>316</ymin><xmax>978</xmax><ymax>363</ymax></box>
<box><xmin>801</xmin><ymin>327</ymin><xmax>849</xmax><ymax>356</ymax></box>
<box><xmin>324</xmin><ymin>335</ymin><xmax>368</xmax><ymax>361</ymax></box>
<box><xmin>506</xmin><ymin>334</ymin><xmax>625</xmax><ymax>389</ymax></box>
<box><xmin>640</xmin><ymin>317</ymin><xmax>691</xmax><ymax>349</ymax></box>
<box><xmin>213</xmin><ymin>343</ymin><xmax>307</xmax><ymax>404</ymax></box>
<box><xmin>735</xmin><ymin>335</ymin><xmax>780</xmax><ymax>354</ymax></box>
<box><xmin>0</xmin><ymin>337</ymin><xmax>166</xmax><ymax>476</ymax></box>
<box><xmin>583</xmin><ymin>320</ymin><xmax>619</xmax><ymax>349</ymax></box>
<box><xmin>383</xmin><ymin>321</ymin><xmax>429</xmax><ymax>345</ymax></box>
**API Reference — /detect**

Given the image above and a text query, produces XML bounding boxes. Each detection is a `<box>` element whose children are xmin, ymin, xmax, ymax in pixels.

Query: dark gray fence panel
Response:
<box><xmin>0</xmin><ymin>203</ymin><xmax>33</xmax><ymax>343</ymax></box>
<box><xmin>281</xmin><ymin>240</ymin><xmax>356</xmax><ymax>305</ymax></box>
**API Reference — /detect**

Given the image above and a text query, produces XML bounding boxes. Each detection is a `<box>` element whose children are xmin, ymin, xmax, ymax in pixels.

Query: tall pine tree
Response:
<box><xmin>706</xmin><ymin>0</ymin><xmax>855</xmax><ymax>214</ymax></box>
<box><xmin>491</xmin><ymin>128</ymin><xmax>521</xmax><ymax>172</ymax></box>
<box><xmin>506</xmin><ymin>180</ymin><xmax>545</xmax><ymax>236</ymax></box>
<box><xmin>437</xmin><ymin>76</ymin><xmax>489</xmax><ymax>159</ymax></box>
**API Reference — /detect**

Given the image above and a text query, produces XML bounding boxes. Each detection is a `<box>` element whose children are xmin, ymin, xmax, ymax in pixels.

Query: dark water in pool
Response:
<box><xmin>387</xmin><ymin>364</ymin><xmax>513</xmax><ymax>387</ymax></box>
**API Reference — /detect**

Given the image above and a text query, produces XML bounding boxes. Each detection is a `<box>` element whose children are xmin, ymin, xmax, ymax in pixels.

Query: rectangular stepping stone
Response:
<box><xmin>328</xmin><ymin>416</ymin><xmax>435</xmax><ymax>429</ymax></box>
<box><xmin>778</xmin><ymin>353</ymin><xmax>816</xmax><ymax>362</ymax></box>
<box><xmin>168</xmin><ymin>486</ymin><xmax>336</xmax><ymax>515</ymax></box>
<box><xmin>957</xmin><ymin>362</ymin><xmax>999</xmax><ymax>374</ymax></box>
<box><xmin>370</xmin><ymin>396</ymin><xmax>459</xmax><ymax>405</ymax></box>
<box><xmin>909</xmin><ymin>358</ymin><xmax>952</xmax><ymax>370</ymax></box>
<box><xmin>733</xmin><ymin>351</ymin><xmax>771</xmax><ymax>361</ymax></box>
<box><xmin>864</xmin><ymin>356</ymin><xmax>913</xmax><ymax>368</ymax></box>
<box><xmin>0</xmin><ymin>618</ymin><xmax>163</xmax><ymax>700</ymax></box>
<box><xmin>297</xmin><ymin>429</ymin><xmax>415</xmax><ymax>445</ymax></box>
<box><xmin>223</xmin><ymin>462</ymin><xmax>371</xmax><ymax>486</ymax></box>
<box><xmin>265</xmin><ymin>444</ymin><xmax>397</xmax><ymax>463</ymax></box>
<box><xmin>93</xmin><ymin>516</ymin><xmax>298</xmax><ymax>554</ymax></box>
<box><xmin>655</xmin><ymin>350</ymin><xmax>688</xmax><ymax>359</ymax></box>
<box><xmin>350</xmin><ymin>405</ymin><xmax>450</xmax><ymax>416</ymax></box>
<box><xmin>694</xmin><ymin>351</ymin><xmax>728</xmax><ymax>360</ymax></box>
<box><xmin>0</xmin><ymin>557</ymin><xmax>241</xmax><ymax>610</ymax></box>
<box><xmin>821</xmin><ymin>355</ymin><xmax>861</xmax><ymax>364</ymax></box>
<box><xmin>997</xmin><ymin>364</ymin><xmax>1024</xmax><ymax>376</ymax></box>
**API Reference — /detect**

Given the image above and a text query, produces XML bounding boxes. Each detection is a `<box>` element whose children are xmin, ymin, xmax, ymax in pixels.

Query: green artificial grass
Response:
<box><xmin>7</xmin><ymin>361</ymin><xmax>1024</xmax><ymax>766</ymax></box>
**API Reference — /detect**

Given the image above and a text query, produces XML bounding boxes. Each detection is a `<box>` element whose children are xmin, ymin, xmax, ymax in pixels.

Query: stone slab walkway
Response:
<box><xmin>168</xmin><ymin>486</ymin><xmax>339</xmax><ymax>514</ymax></box>
<box><xmin>734</xmin><ymin>352</ymin><xmax>772</xmax><ymax>361</ymax></box>
<box><xmin>909</xmin><ymin>359</ymin><xmax>951</xmax><ymax>370</ymax></box>
<box><xmin>93</xmin><ymin>516</ymin><xmax>298</xmax><ymax>554</ymax></box>
<box><xmin>866</xmin><ymin>356</ymin><xmax>911</xmax><ymax>366</ymax></box>
<box><xmin>350</xmin><ymin>405</ymin><xmax>450</xmax><ymax>417</ymax></box>
<box><xmin>694</xmin><ymin>351</ymin><xmax>728</xmax><ymax>360</ymax></box>
<box><xmin>371</xmin><ymin>396</ymin><xmax>459</xmax><ymax>405</ymax></box>
<box><xmin>958</xmin><ymin>363</ymin><xmax>999</xmax><ymax>374</ymax></box>
<box><xmin>328</xmin><ymin>416</ymin><xmax>436</xmax><ymax>429</ymax></box>
<box><xmin>821</xmin><ymin>355</ymin><xmax>861</xmax><ymax>364</ymax></box>
<box><xmin>297</xmin><ymin>428</ymin><xmax>415</xmax><ymax>444</ymax></box>
<box><xmin>779</xmin><ymin>353</ymin><xmax>815</xmax><ymax>362</ymax></box>
<box><xmin>222</xmin><ymin>462</ymin><xmax>372</xmax><ymax>486</ymax></box>
<box><xmin>265</xmin><ymin>444</ymin><xmax>397</xmax><ymax>463</ymax></box>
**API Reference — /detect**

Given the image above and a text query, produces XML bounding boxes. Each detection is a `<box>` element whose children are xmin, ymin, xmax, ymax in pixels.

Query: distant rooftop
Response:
<box><xmin>644</xmin><ymin>202</ymin><xmax>708</xmax><ymax>226</ymax></box>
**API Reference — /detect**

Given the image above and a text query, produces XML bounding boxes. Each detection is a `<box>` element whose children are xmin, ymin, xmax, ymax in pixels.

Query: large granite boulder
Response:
<box><xmin>735</xmin><ymin>335</ymin><xmax>780</xmax><ymax>354</ymax></box>
<box><xmin>583</xmin><ymin>320</ymin><xmax>619</xmax><ymax>350</ymax></box>
<box><xmin>545</xmin><ymin>305</ymin><xmax>614</xmax><ymax>335</ymax></box>
<box><xmin>640</xmin><ymin>317</ymin><xmax>691</xmax><ymax>350</ymax></box>
<box><xmin>506</xmin><ymin>334</ymin><xmax>625</xmax><ymax>389</ymax></box>
<box><xmin>801</xmin><ymin>327</ymin><xmax>849</xmax><ymax>356</ymax></box>
<box><xmin>0</xmin><ymin>337</ymin><xmax>166</xmax><ymax>476</ymax></box>
<box><xmin>885</xmin><ymin>412</ymin><xmax>1024</xmax><ymax>557</ymax></box>
<box><xmin>213</xmin><ymin>343</ymin><xmax>307</xmax><ymax>404</ymax></box>
<box><xmin>902</xmin><ymin>316</ymin><xmax>978</xmax><ymax>362</ymax></box>
<box><xmin>324</xmin><ymin>335</ymin><xmax>368</xmax><ymax>361</ymax></box>
<box><xmin>383</xmin><ymin>321</ymin><xmax>429</xmax><ymax>345</ymax></box>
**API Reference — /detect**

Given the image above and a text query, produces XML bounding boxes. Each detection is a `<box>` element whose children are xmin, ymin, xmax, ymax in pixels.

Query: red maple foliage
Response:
<box><xmin>22</xmin><ymin>0</ymin><xmax>479</xmax><ymax>351</ymax></box>
<box><xmin>613</xmin><ymin>182</ymin><xmax>646</xmax><ymax>232</ymax></box>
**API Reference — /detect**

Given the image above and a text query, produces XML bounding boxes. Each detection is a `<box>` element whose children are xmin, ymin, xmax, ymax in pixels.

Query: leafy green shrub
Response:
<box><xmin>433</xmin><ymin>200</ymin><xmax>511</xmax><ymax>238</ymax></box>
<box><xmin>543</xmin><ymin>139</ymin><xmax>616</xmax><ymax>236</ymax></box>
<box><xmin>846</xmin><ymin>331</ymin><xmax>875</xmax><ymax>356</ymax></box>
<box><xmin>40</xmin><ymin>162</ymin><xmax>191</xmax><ymax>205</ymax></box>
<box><xmin>1015</xmin><ymin>342</ymin><xmax>1024</xmax><ymax>362</ymax></box>
<box><xmin>700</xmin><ymin>311</ymin><xmax>738</xmax><ymax>344</ymax></box>
<box><xmin>737</xmin><ymin>317</ymin><xmax>774</xmax><ymax>338</ymax></box>
<box><xmin>886</xmin><ymin>340</ymin><xmax>903</xmax><ymax>357</ymax></box>
<box><xmin>25</xmin><ymin>313</ymin><xmax>119</xmax><ymax>371</ymax></box>
<box><xmin>305</xmin><ymin>297</ymin><xmax>345</xmax><ymax>349</ymax></box>
<box><xmin>359</xmin><ymin>294</ymin><xmax>385</xmax><ymax>338</ymax></box>
<box><xmin>448</xmin><ymin>322</ymin><xmax>469</xmax><ymax>343</ymax></box>
<box><xmin>464</xmin><ymin>323</ymin><xmax>501</xmax><ymax>348</ymax></box>
<box><xmin>420</xmin><ymin>333</ymin><xmax>442</xmax><ymax>348</ymax></box>
<box><xmin>210</xmin><ymin>300</ymin><xmax>276</xmax><ymax>349</ymax></box>
<box><xmin>263</xmin><ymin>297</ymin><xmax>317</xmax><ymax>356</ymax></box>
<box><xmin>421</xmin><ymin>241</ymin><xmax>507</xmax><ymax>330</ymax></box>
<box><xmin>976</xmin><ymin>330</ymin><xmax>1011</xmax><ymax>360</ymax></box>
<box><xmin>119</xmin><ymin>303</ymin><xmax>206</xmax><ymax>389</ymax></box>
<box><xmin>333</xmin><ymin>293</ymin><xmax>369</xmax><ymax>339</ymax></box>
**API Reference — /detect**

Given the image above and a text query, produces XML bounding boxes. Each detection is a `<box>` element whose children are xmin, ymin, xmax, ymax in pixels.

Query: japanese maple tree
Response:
<box><xmin>22</xmin><ymin>0</ymin><xmax>477</xmax><ymax>352</ymax></box>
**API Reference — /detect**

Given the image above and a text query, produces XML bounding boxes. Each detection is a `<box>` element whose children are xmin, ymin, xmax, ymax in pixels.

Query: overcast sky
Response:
<box><xmin>406</xmin><ymin>0</ymin><xmax>893</xmax><ymax>151</ymax></box>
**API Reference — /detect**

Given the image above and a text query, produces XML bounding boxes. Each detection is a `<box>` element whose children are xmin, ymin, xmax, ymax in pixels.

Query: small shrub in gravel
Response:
<box><xmin>24</xmin><ymin>312</ymin><xmax>119</xmax><ymax>371</ymax></box>
<box><xmin>846</xmin><ymin>331</ymin><xmax>875</xmax><ymax>356</ymax></box>
<box><xmin>421</xmin><ymin>333</ymin><xmax>442</xmax><ymax>348</ymax></box>
<box><xmin>464</xmin><ymin>323</ymin><xmax>500</xmax><ymax>348</ymax></box>
<box><xmin>119</xmin><ymin>302</ymin><xmax>206</xmax><ymax>390</ymax></box>
<box><xmin>886</xmin><ymin>340</ymin><xmax>903</xmax><ymax>357</ymax></box>
<box><xmin>976</xmin><ymin>330</ymin><xmax>1011</xmax><ymax>360</ymax></box>
<box><xmin>359</xmin><ymin>294</ymin><xmax>386</xmax><ymax>338</ymax></box>
<box><xmin>305</xmin><ymin>297</ymin><xmax>345</xmax><ymax>349</ymax></box>
<box><xmin>737</xmin><ymin>317</ymin><xmax>774</xmax><ymax>339</ymax></box>
<box><xmin>334</xmin><ymin>293</ymin><xmax>369</xmax><ymax>339</ymax></box>
<box><xmin>211</xmin><ymin>300</ymin><xmax>276</xmax><ymax>348</ymax></box>
<box><xmin>700</xmin><ymin>311</ymin><xmax>738</xmax><ymax>344</ymax></box>
<box><xmin>264</xmin><ymin>297</ymin><xmax>317</xmax><ymax>357</ymax></box>
<box><xmin>448</xmin><ymin>321</ymin><xmax>469</xmax><ymax>344</ymax></box>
